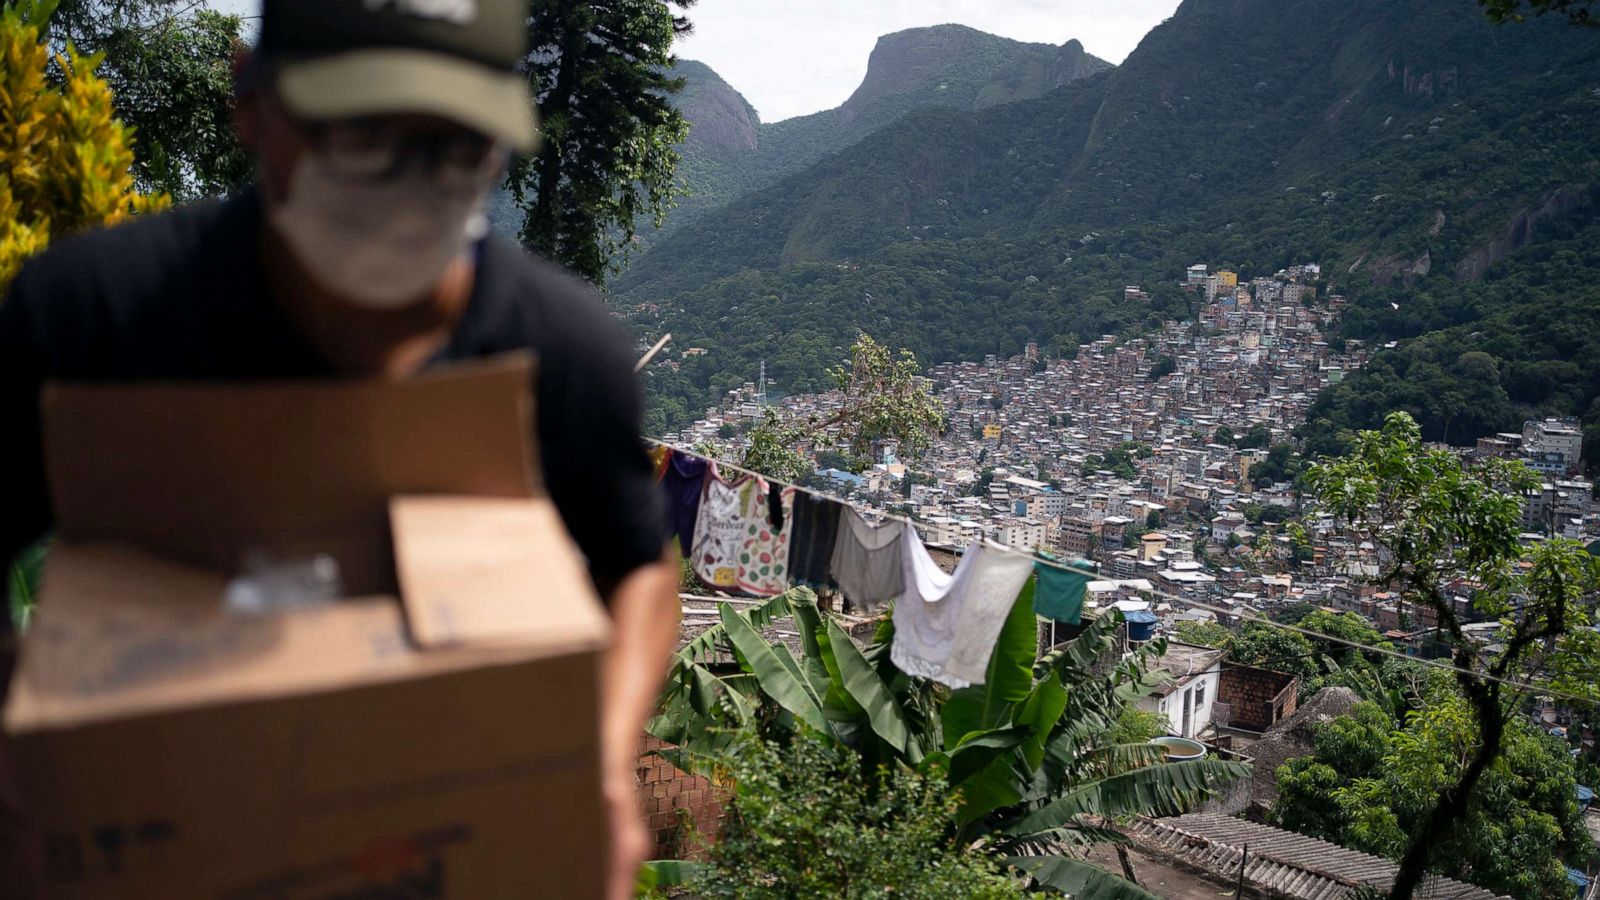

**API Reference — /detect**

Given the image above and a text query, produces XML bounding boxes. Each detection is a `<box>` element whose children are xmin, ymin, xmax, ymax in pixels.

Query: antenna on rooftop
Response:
<box><xmin>758</xmin><ymin>360</ymin><xmax>768</xmax><ymax>409</ymax></box>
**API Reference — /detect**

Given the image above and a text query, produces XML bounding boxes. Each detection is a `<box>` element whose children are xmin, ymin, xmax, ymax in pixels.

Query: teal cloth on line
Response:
<box><xmin>1033</xmin><ymin>551</ymin><xmax>1092</xmax><ymax>624</ymax></box>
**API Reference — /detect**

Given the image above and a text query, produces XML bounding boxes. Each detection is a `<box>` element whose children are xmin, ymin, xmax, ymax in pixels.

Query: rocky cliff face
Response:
<box><xmin>839</xmin><ymin>25</ymin><xmax>1111</xmax><ymax>122</ymax></box>
<box><xmin>1050</xmin><ymin>39</ymin><xmax>1113</xmax><ymax>88</ymax></box>
<box><xmin>1454</xmin><ymin>183</ymin><xmax>1597</xmax><ymax>281</ymax></box>
<box><xmin>674</xmin><ymin>59</ymin><xmax>761</xmax><ymax>152</ymax></box>
<box><xmin>640</xmin><ymin>27</ymin><xmax>1113</xmax><ymax>248</ymax></box>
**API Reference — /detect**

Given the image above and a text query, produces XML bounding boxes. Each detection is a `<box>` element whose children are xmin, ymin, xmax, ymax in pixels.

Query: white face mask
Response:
<box><xmin>269</xmin><ymin>155</ymin><xmax>491</xmax><ymax>309</ymax></box>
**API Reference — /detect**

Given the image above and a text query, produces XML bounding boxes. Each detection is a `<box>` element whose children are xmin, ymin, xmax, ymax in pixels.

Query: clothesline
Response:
<box><xmin>647</xmin><ymin>437</ymin><xmax>1600</xmax><ymax>710</ymax></box>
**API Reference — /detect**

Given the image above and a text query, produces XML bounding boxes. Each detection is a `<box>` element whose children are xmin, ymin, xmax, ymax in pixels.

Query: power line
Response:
<box><xmin>650</xmin><ymin>437</ymin><xmax>1600</xmax><ymax>711</ymax></box>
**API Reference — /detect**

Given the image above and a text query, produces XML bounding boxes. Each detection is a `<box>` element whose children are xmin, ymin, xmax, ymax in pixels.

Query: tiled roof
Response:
<box><xmin>1123</xmin><ymin>815</ymin><xmax>1510</xmax><ymax>900</ymax></box>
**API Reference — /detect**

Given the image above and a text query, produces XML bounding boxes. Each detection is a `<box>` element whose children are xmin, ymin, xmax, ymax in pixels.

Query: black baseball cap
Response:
<box><xmin>257</xmin><ymin>0</ymin><xmax>539</xmax><ymax>152</ymax></box>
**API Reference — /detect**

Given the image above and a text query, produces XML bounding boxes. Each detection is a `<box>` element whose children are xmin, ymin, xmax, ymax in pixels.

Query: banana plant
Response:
<box><xmin>647</xmin><ymin>582</ymin><xmax>1250</xmax><ymax>897</ymax></box>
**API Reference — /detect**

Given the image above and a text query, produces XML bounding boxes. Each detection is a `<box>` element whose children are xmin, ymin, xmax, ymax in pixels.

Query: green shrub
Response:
<box><xmin>688</xmin><ymin>727</ymin><xmax>1033</xmax><ymax>900</ymax></box>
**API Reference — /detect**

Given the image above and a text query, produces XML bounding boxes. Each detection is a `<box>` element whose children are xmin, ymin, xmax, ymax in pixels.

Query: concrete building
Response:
<box><xmin>1138</xmin><ymin>643</ymin><xmax>1224</xmax><ymax>739</ymax></box>
<box><xmin>1523</xmin><ymin>417</ymin><xmax>1583</xmax><ymax>475</ymax></box>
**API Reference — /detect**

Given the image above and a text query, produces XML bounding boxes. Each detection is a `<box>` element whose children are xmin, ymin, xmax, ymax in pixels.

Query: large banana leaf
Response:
<box><xmin>770</xmin><ymin>642</ymin><xmax>824</xmax><ymax>709</ymax></box>
<box><xmin>1004</xmin><ymin>855</ymin><xmax>1161</xmax><ymax>900</ymax></box>
<box><xmin>638</xmin><ymin>859</ymin><xmax>707</xmax><ymax>891</ymax></box>
<box><xmin>1014</xmin><ymin>671</ymin><xmax>1068</xmax><ymax>771</ymax></box>
<box><xmin>954</xmin><ymin>676</ymin><xmax>1070</xmax><ymax>827</ymax></box>
<box><xmin>809</xmin><ymin>605</ymin><xmax>866</xmax><ymax>719</ymax></box>
<box><xmin>786</xmin><ymin>590</ymin><xmax>841</xmax><ymax>702</ymax></box>
<box><xmin>719</xmin><ymin>602</ymin><xmax>829</xmax><ymax>732</ymax></box>
<box><xmin>1036</xmin><ymin>608</ymin><xmax>1123</xmax><ymax>678</ymax></box>
<box><xmin>646</xmin><ymin>664</ymin><xmax>748</xmax><ymax>774</ymax></box>
<box><xmin>999</xmin><ymin>758</ymin><xmax>1253</xmax><ymax>837</ymax></box>
<box><xmin>946</xmin><ymin>726</ymin><xmax>1030</xmax><ymax>784</ymax></box>
<box><xmin>956</xmin><ymin>754</ymin><xmax>1025</xmax><ymax>827</ymax></box>
<box><xmin>941</xmin><ymin>578</ymin><xmax>1039</xmax><ymax>749</ymax></box>
<box><xmin>822</xmin><ymin>617</ymin><xmax>921</xmax><ymax>760</ymax></box>
<box><xmin>1036</xmin><ymin>685</ymin><xmax>1131</xmax><ymax>793</ymax></box>
<box><xmin>1084</xmin><ymin>743</ymin><xmax>1170</xmax><ymax>777</ymax></box>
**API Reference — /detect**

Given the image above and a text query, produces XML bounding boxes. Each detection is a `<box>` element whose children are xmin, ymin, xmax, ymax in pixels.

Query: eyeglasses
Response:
<box><xmin>302</xmin><ymin>118</ymin><xmax>508</xmax><ymax>188</ymax></box>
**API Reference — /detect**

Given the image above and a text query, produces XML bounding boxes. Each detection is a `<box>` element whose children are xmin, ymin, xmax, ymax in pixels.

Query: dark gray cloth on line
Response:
<box><xmin>787</xmin><ymin>493</ymin><xmax>842</xmax><ymax>588</ymax></box>
<box><xmin>828</xmin><ymin>507</ymin><xmax>904</xmax><ymax>613</ymax></box>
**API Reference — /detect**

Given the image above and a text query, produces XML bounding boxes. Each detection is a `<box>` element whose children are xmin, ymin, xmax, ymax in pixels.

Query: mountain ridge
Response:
<box><xmin>622</xmin><ymin>0</ymin><xmax>1600</xmax><ymax>453</ymax></box>
<box><xmin>656</xmin><ymin>24</ymin><xmax>1112</xmax><ymax>243</ymax></box>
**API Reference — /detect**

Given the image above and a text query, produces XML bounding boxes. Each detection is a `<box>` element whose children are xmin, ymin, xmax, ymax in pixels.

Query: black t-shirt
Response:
<box><xmin>0</xmin><ymin>189</ymin><xmax>668</xmax><ymax>614</ymax></box>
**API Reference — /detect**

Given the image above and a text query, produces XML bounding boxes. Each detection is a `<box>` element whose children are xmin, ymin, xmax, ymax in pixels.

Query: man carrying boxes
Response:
<box><xmin>0</xmin><ymin>1</ymin><xmax>680</xmax><ymax>896</ymax></box>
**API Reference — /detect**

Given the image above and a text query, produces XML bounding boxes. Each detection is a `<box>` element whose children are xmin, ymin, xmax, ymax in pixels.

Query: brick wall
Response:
<box><xmin>1217</xmin><ymin>664</ymin><xmax>1298</xmax><ymax>732</ymax></box>
<box><xmin>637</xmin><ymin>735</ymin><xmax>726</xmax><ymax>859</ymax></box>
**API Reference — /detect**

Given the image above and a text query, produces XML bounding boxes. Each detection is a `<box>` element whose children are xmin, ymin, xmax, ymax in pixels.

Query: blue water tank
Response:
<box><xmin>1124</xmin><ymin>609</ymin><xmax>1158</xmax><ymax>642</ymax></box>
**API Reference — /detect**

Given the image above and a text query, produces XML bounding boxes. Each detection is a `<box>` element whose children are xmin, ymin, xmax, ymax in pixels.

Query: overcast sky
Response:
<box><xmin>214</xmin><ymin>1</ymin><xmax>1183</xmax><ymax>123</ymax></box>
<box><xmin>676</xmin><ymin>1</ymin><xmax>1182</xmax><ymax>122</ymax></box>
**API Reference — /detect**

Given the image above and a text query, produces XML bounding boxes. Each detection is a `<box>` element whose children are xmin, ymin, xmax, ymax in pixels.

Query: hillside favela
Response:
<box><xmin>2</xmin><ymin>0</ymin><xmax>1599</xmax><ymax>898</ymax></box>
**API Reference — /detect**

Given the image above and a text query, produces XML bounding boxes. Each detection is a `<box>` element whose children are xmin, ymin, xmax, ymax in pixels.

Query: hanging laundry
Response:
<box><xmin>786</xmin><ymin>493</ymin><xmax>842</xmax><ymax>589</ymax></box>
<box><xmin>828</xmin><ymin>507</ymin><xmax>904</xmax><ymax>613</ymax></box>
<box><xmin>690</xmin><ymin>465</ymin><xmax>795</xmax><ymax>596</ymax></box>
<box><xmin>660</xmin><ymin>450</ymin><xmax>708</xmax><ymax>557</ymax></box>
<box><xmin>648</xmin><ymin>444</ymin><xmax>672</xmax><ymax>482</ymax></box>
<box><xmin>891</xmin><ymin>536</ymin><xmax>1036</xmax><ymax>689</ymax></box>
<box><xmin>766</xmin><ymin>481</ymin><xmax>786</xmax><ymax>531</ymax></box>
<box><xmin>1033</xmin><ymin>550</ymin><xmax>1093</xmax><ymax>625</ymax></box>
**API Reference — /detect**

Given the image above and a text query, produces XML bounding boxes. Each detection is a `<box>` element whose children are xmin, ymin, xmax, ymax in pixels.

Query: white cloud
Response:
<box><xmin>676</xmin><ymin>0</ymin><xmax>1182</xmax><ymax>122</ymax></box>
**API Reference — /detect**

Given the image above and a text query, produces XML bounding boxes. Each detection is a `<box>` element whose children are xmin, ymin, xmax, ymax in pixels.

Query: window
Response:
<box><xmin>1195</xmin><ymin>681</ymin><xmax>1206</xmax><ymax>708</ymax></box>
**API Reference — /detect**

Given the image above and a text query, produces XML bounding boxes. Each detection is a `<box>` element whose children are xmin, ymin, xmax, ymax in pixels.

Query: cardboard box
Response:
<box><xmin>3</xmin><ymin>355</ymin><xmax>611</xmax><ymax>898</ymax></box>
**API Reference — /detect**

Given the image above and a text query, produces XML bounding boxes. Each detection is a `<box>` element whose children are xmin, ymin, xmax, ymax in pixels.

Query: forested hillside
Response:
<box><xmin>619</xmin><ymin>0</ymin><xmax>1600</xmax><ymax>457</ymax></box>
<box><xmin>659</xmin><ymin>25</ymin><xmax>1112</xmax><ymax>242</ymax></box>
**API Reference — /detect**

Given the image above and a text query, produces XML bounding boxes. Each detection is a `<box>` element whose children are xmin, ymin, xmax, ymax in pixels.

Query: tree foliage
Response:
<box><xmin>509</xmin><ymin>0</ymin><xmax>694</xmax><ymax>284</ymax></box>
<box><xmin>657</xmin><ymin>728</ymin><xmax>1032</xmax><ymax>900</ymax></box>
<box><xmin>47</xmin><ymin>0</ymin><xmax>247</xmax><ymax>199</ymax></box>
<box><xmin>1</xmin><ymin>0</ymin><xmax>167</xmax><ymax>291</ymax></box>
<box><xmin>740</xmin><ymin>334</ymin><xmax>945</xmax><ymax>480</ymax></box>
<box><xmin>1479</xmin><ymin>0</ymin><xmax>1597</xmax><ymax>26</ymax></box>
<box><xmin>1307</xmin><ymin>412</ymin><xmax>1600</xmax><ymax>898</ymax></box>
<box><xmin>1171</xmin><ymin>620</ymin><xmax>1233</xmax><ymax>649</ymax></box>
<box><xmin>1275</xmin><ymin>698</ymin><xmax>1592</xmax><ymax>900</ymax></box>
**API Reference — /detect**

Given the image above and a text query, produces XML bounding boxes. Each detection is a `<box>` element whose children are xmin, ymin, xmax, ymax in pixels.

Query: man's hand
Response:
<box><xmin>599</xmin><ymin>551</ymin><xmax>680</xmax><ymax>900</ymax></box>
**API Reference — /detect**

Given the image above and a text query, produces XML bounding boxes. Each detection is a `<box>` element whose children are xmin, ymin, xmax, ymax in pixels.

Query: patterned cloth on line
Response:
<box><xmin>690</xmin><ymin>464</ymin><xmax>795</xmax><ymax>596</ymax></box>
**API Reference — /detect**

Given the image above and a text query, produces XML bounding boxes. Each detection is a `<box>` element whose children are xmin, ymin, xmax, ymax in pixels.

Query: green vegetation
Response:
<box><xmin>1304</xmin><ymin>412</ymin><xmax>1600</xmax><ymax>897</ymax></box>
<box><xmin>1249</xmin><ymin>444</ymin><xmax>1302</xmax><ymax>488</ymax></box>
<box><xmin>1479</xmin><ymin>0</ymin><xmax>1598</xmax><ymax>25</ymax></box>
<box><xmin>1081</xmin><ymin>446</ymin><xmax>1138</xmax><ymax>481</ymax></box>
<box><xmin>0</xmin><ymin>0</ymin><xmax>169</xmax><ymax>288</ymax></box>
<box><xmin>1302</xmin><ymin>217</ymin><xmax>1600</xmax><ymax>462</ymax></box>
<box><xmin>1171</xmin><ymin>620</ymin><xmax>1232</xmax><ymax>648</ymax></box>
<box><xmin>507</xmin><ymin>0</ymin><xmax>694</xmax><ymax>284</ymax></box>
<box><xmin>649</xmin><ymin>590</ymin><xmax>1248</xmax><ymax>896</ymax></box>
<box><xmin>739</xmin><ymin>334</ymin><xmax>946</xmax><ymax>482</ymax></box>
<box><xmin>48</xmin><ymin>0</ymin><xmax>249</xmax><ymax>199</ymax></box>
<box><xmin>649</xmin><ymin>728</ymin><xmax>1034</xmax><ymax>899</ymax></box>
<box><xmin>1274</xmin><ymin>698</ymin><xmax>1592</xmax><ymax>900</ymax></box>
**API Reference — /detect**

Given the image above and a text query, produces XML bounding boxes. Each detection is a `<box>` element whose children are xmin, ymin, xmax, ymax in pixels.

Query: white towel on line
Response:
<box><xmin>891</xmin><ymin>530</ymin><xmax>1035</xmax><ymax>688</ymax></box>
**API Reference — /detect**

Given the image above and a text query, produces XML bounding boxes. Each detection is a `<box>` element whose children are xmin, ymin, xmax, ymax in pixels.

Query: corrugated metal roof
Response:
<box><xmin>1124</xmin><ymin>815</ymin><xmax>1510</xmax><ymax>900</ymax></box>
